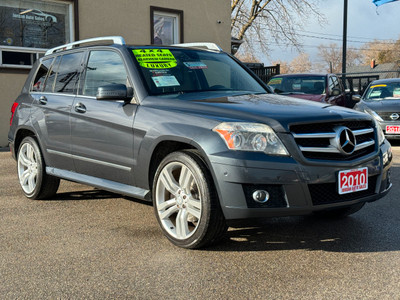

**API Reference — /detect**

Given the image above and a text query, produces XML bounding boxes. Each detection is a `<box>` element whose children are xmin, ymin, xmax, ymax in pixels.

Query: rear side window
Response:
<box><xmin>43</xmin><ymin>56</ymin><xmax>61</xmax><ymax>93</ymax></box>
<box><xmin>82</xmin><ymin>50</ymin><xmax>130</xmax><ymax>97</ymax></box>
<box><xmin>53</xmin><ymin>52</ymin><xmax>84</xmax><ymax>94</ymax></box>
<box><xmin>31</xmin><ymin>58</ymin><xmax>54</xmax><ymax>92</ymax></box>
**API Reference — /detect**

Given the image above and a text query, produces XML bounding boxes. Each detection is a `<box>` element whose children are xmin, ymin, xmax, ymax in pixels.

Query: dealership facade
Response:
<box><xmin>0</xmin><ymin>0</ymin><xmax>230</xmax><ymax>146</ymax></box>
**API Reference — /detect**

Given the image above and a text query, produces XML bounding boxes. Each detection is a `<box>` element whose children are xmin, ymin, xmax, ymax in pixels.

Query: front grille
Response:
<box><xmin>309</xmin><ymin>175</ymin><xmax>378</xmax><ymax>205</ymax></box>
<box><xmin>290</xmin><ymin>120</ymin><xmax>376</xmax><ymax>161</ymax></box>
<box><xmin>242</xmin><ymin>184</ymin><xmax>287</xmax><ymax>208</ymax></box>
<box><xmin>376</xmin><ymin>112</ymin><xmax>400</xmax><ymax>121</ymax></box>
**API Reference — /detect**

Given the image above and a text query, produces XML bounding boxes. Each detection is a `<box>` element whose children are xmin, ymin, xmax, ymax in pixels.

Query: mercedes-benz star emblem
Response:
<box><xmin>390</xmin><ymin>113</ymin><xmax>399</xmax><ymax>120</ymax></box>
<box><xmin>333</xmin><ymin>126</ymin><xmax>356</xmax><ymax>155</ymax></box>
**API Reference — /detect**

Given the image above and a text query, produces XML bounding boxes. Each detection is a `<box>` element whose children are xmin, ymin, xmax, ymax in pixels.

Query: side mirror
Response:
<box><xmin>352</xmin><ymin>94</ymin><xmax>361</xmax><ymax>102</ymax></box>
<box><xmin>331</xmin><ymin>88</ymin><xmax>341</xmax><ymax>96</ymax></box>
<box><xmin>96</xmin><ymin>84</ymin><xmax>132</xmax><ymax>103</ymax></box>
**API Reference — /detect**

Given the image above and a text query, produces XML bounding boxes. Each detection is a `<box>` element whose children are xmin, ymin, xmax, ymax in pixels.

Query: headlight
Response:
<box><xmin>374</xmin><ymin>120</ymin><xmax>385</xmax><ymax>145</ymax></box>
<box><xmin>364</xmin><ymin>108</ymin><xmax>383</xmax><ymax>122</ymax></box>
<box><xmin>213</xmin><ymin>122</ymin><xmax>289</xmax><ymax>156</ymax></box>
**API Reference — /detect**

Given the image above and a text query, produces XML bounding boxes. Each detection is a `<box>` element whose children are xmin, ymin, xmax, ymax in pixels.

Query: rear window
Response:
<box><xmin>31</xmin><ymin>58</ymin><xmax>54</xmax><ymax>92</ymax></box>
<box><xmin>130</xmin><ymin>47</ymin><xmax>266</xmax><ymax>96</ymax></box>
<box><xmin>268</xmin><ymin>76</ymin><xmax>326</xmax><ymax>95</ymax></box>
<box><xmin>53</xmin><ymin>52</ymin><xmax>84</xmax><ymax>94</ymax></box>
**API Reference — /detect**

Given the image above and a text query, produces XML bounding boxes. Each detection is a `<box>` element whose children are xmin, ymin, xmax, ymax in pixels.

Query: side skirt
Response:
<box><xmin>46</xmin><ymin>167</ymin><xmax>151</xmax><ymax>201</ymax></box>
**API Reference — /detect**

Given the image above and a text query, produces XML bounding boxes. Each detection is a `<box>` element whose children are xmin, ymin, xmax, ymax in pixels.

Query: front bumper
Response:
<box><xmin>380</xmin><ymin>121</ymin><xmax>400</xmax><ymax>139</ymax></box>
<box><xmin>209</xmin><ymin>140</ymin><xmax>392</xmax><ymax>220</ymax></box>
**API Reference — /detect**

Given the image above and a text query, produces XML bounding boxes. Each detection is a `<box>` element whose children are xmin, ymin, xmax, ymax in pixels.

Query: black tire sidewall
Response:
<box><xmin>152</xmin><ymin>151</ymin><xmax>214</xmax><ymax>248</ymax></box>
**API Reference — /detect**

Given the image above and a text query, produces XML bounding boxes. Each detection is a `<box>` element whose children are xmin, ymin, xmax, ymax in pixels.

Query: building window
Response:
<box><xmin>0</xmin><ymin>0</ymin><xmax>75</xmax><ymax>68</ymax></box>
<box><xmin>150</xmin><ymin>6</ymin><xmax>183</xmax><ymax>45</ymax></box>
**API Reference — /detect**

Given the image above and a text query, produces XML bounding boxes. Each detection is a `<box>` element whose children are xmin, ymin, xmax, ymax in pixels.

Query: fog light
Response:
<box><xmin>252</xmin><ymin>190</ymin><xmax>269</xmax><ymax>203</ymax></box>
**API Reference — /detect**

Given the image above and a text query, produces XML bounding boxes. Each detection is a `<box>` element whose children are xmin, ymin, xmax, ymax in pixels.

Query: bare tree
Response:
<box><xmin>360</xmin><ymin>39</ymin><xmax>399</xmax><ymax>64</ymax></box>
<box><xmin>271</xmin><ymin>60</ymin><xmax>291</xmax><ymax>73</ymax></box>
<box><xmin>290</xmin><ymin>53</ymin><xmax>312</xmax><ymax>73</ymax></box>
<box><xmin>235</xmin><ymin>51</ymin><xmax>261</xmax><ymax>63</ymax></box>
<box><xmin>317</xmin><ymin>43</ymin><xmax>362</xmax><ymax>73</ymax></box>
<box><xmin>231</xmin><ymin>0</ymin><xmax>324</xmax><ymax>57</ymax></box>
<box><xmin>272</xmin><ymin>53</ymin><xmax>312</xmax><ymax>73</ymax></box>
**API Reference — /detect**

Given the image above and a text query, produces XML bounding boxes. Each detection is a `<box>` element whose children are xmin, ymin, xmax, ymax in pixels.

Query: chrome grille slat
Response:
<box><xmin>290</xmin><ymin>121</ymin><xmax>376</xmax><ymax>160</ymax></box>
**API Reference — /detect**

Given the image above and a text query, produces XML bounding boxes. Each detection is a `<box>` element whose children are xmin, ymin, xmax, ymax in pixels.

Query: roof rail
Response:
<box><xmin>172</xmin><ymin>42</ymin><xmax>223</xmax><ymax>52</ymax></box>
<box><xmin>45</xmin><ymin>36</ymin><xmax>126</xmax><ymax>56</ymax></box>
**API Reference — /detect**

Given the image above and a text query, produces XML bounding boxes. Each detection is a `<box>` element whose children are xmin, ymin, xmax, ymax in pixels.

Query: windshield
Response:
<box><xmin>268</xmin><ymin>76</ymin><xmax>326</xmax><ymax>95</ymax></box>
<box><xmin>130</xmin><ymin>47</ymin><xmax>267</xmax><ymax>96</ymax></box>
<box><xmin>363</xmin><ymin>82</ymin><xmax>400</xmax><ymax>101</ymax></box>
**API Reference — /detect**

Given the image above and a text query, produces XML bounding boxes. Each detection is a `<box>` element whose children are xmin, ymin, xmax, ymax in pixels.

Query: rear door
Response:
<box><xmin>70</xmin><ymin>49</ymin><xmax>137</xmax><ymax>185</ymax></box>
<box><xmin>30</xmin><ymin>51</ymin><xmax>84</xmax><ymax>170</ymax></box>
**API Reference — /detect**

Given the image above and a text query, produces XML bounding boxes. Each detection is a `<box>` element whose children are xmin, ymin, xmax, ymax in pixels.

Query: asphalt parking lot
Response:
<box><xmin>1</xmin><ymin>144</ymin><xmax>400</xmax><ymax>299</ymax></box>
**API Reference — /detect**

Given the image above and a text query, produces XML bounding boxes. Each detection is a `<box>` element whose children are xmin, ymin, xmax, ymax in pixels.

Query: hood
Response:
<box><xmin>283</xmin><ymin>93</ymin><xmax>325</xmax><ymax>103</ymax></box>
<box><xmin>362</xmin><ymin>99</ymin><xmax>400</xmax><ymax>113</ymax></box>
<box><xmin>145</xmin><ymin>93</ymin><xmax>370</xmax><ymax>132</ymax></box>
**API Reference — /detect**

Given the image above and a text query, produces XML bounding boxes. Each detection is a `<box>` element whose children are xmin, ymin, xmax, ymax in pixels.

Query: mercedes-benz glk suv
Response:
<box><xmin>8</xmin><ymin>37</ymin><xmax>392</xmax><ymax>248</ymax></box>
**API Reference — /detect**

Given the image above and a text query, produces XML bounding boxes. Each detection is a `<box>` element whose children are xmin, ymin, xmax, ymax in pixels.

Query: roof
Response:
<box><xmin>346</xmin><ymin>62</ymin><xmax>400</xmax><ymax>79</ymax></box>
<box><xmin>272</xmin><ymin>73</ymin><xmax>333</xmax><ymax>77</ymax></box>
<box><xmin>368</xmin><ymin>77</ymin><xmax>400</xmax><ymax>85</ymax></box>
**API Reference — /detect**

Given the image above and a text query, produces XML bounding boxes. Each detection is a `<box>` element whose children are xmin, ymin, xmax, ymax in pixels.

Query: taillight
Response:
<box><xmin>10</xmin><ymin>102</ymin><xmax>19</xmax><ymax>126</ymax></box>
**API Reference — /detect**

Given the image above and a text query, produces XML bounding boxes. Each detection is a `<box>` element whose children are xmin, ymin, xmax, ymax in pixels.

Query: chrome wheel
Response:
<box><xmin>155</xmin><ymin>161</ymin><xmax>202</xmax><ymax>240</ymax></box>
<box><xmin>18</xmin><ymin>142</ymin><xmax>38</xmax><ymax>194</ymax></box>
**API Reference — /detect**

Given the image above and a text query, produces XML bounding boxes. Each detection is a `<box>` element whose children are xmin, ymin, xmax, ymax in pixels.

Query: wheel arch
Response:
<box><xmin>13</xmin><ymin>128</ymin><xmax>36</xmax><ymax>157</ymax></box>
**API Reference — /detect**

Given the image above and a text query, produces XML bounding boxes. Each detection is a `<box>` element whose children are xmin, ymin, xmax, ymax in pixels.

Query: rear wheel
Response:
<box><xmin>153</xmin><ymin>150</ymin><xmax>226</xmax><ymax>249</ymax></box>
<box><xmin>313</xmin><ymin>202</ymin><xmax>365</xmax><ymax>219</ymax></box>
<box><xmin>17</xmin><ymin>136</ymin><xmax>60</xmax><ymax>199</ymax></box>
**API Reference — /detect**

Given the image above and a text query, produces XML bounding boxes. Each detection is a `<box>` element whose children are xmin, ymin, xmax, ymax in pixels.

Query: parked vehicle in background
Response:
<box><xmin>267</xmin><ymin>74</ymin><xmax>347</xmax><ymax>106</ymax></box>
<box><xmin>8</xmin><ymin>37</ymin><xmax>392</xmax><ymax>249</ymax></box>
<box><xmin>354</xmin><ymin>78</ymin><xmax>400</xmax><ymax>140</ymax></box>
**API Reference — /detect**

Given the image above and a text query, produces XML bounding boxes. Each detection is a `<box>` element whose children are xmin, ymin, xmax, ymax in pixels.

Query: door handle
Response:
<box><xmin>39</xmin><ymin>96</ymin><xmax>47</xmax><ymax>105</ymax></box>
<box><xmin>74</xmin><ymin>102</ymin><xmax>86</xmax><ymax>113</ymax></box>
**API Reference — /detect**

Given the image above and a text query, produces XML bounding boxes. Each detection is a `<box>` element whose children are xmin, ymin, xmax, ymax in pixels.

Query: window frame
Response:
<box><xmin>79</xmin><ymin>48</ymin><xmax>133</xmax><ymax>98</ymax></box>
<box><xmin>0</xmin><ymin>0</ymin><xmax>79</xmax><ymax>69</ymax></box>
<box><xmin>150</xmin><ymin>6</ymin><xmax>183</xmax><ymax>45</ymax></box>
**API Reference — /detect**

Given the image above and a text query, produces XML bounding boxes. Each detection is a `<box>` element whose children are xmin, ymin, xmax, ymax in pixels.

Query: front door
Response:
<box><xmin>70</xmin><ymin>50</ymin><xmax>137</xmax><ymax>185</ymax></box>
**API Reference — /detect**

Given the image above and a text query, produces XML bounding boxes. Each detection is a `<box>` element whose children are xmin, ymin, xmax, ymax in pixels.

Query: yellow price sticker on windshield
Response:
<box><xmin>371</xmin><ymin>84</ymin><xmax>387</xmax><ymax>89</ymax></box>
<box><xmin>269</xmin><ymin>78</ymin><xmax>282</xmax><ymax>85</ymax></box>
<box><xmin>132</xmin><ymin>49</ymin><xmax>177</xmax><ymax>69</ymax></box>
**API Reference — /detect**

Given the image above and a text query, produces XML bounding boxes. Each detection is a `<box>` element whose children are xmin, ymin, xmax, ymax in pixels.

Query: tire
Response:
<box><xmin>152</xmin><ymin>150</ymin><xmax>227</xmax><ymax>249</ymax></box>
<box><xmin>313</xmin><ymin>202</ymin><xmax>365</xmax><ymax>219</ymax></box>
<box><xmin>17</xmin><ymin>136</ymin><xmax>60</xmax><ymax>200</ymax></box>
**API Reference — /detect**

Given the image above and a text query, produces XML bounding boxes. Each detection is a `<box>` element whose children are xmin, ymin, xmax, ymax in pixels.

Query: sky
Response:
<box><xmin>262</xmin><ymin>0</ymin><xmax>400</xmax><ymax>66</ymax></box>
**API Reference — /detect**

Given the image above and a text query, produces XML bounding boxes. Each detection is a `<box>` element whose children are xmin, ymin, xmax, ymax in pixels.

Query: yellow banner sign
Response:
<box><xmin>132</xmin><ymin>49</ymin><xmax>177</xmax><ymax>69</ymax></box>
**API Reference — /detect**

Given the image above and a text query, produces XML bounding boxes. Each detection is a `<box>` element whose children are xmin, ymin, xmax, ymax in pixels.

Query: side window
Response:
<box><xmin>328</xmin><ymin>77</ymin><xmax>335</xmax><ymax>92</ymax></box>
<box><xmin>43</xmin><ymin>56</ymin><xmax>61</xmax><ymax>93</ymax></box>
<box><xmin>330</xmin><ymin>76</ymin><xmax>342</xmax><ymax>92</ymax></box>
<box><xmin>54</xmin><ymin>52</ymin><xmax>84</xmax><ymax>94</ymax></box>
<box><xmin>31</xmin><ymin>58</ymin><xmax>54</xmax><ymax>92</ymax></box>
<box><xmin>82</xmin><ymin>50</ymin><xmax>130</xmax><ymax>97</ymax></box>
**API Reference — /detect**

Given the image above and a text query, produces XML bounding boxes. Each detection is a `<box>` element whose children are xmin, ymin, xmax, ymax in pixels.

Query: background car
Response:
<box><xmin>353</xmin><ymin>78</ymin><xmax>400</xmax><ymax>139</ymax></box>
<box><xmin>267</xmin><ymin>73</ymin><xmax>347</xmax><ymax>106</ymax></box>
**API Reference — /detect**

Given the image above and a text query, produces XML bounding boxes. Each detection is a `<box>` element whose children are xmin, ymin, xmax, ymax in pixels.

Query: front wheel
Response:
<box><xmin>153</xmin><ymin>150</ymin><xmax>226</xmax><ymax>249</ymax></box>
<box><xmin>17</xmin><ymin>136</ymin><xmax>60</xmax><ymax>199</ymax></box>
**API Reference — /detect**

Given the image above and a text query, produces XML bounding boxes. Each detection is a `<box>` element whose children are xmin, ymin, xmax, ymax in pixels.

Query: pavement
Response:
<box><xmin>1</xmin><ymin>145</ymin><xmax>400</xmax><ymax>299</ymax></box>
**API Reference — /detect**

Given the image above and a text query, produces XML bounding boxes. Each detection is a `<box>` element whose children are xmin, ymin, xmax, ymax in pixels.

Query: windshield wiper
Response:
<box><xmin>280</xmin><ymin>92</ymin><xmax>306</xmax><ymax>95</ymax></box>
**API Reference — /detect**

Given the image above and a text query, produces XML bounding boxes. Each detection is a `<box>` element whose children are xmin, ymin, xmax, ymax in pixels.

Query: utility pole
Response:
<box><xmin>342</xmin><ymin>0</ymin><xmax>348</xmax><ymax>88</ymax></box>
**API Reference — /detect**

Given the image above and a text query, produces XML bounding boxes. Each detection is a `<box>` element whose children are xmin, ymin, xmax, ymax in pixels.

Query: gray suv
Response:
<box><xmin>8</xmin><ymin>36</ymin><xmax>392</xmax><ymax>248</ymax></box>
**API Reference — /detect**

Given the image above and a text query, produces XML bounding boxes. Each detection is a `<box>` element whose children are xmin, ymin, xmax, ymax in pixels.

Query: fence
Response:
<box><xmin>339</xmin><ymin>70</ymin><xmax>400</xmax><ymax>95</ymax></box>
<box><xmin>245</xmin><ymin>63</ymin><xmax>280</xmax><ymax>83</ymax></box>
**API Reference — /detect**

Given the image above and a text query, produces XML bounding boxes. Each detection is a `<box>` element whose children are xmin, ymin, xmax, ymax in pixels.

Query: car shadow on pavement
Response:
<box><xmin>207</xmin><ymin>212</ymin><xmax>400</xmax><ymax>253</ymax></box>
<box><xmin>53</xmin><ymin>189</ymin><xmax>121</xmax><ymax>201</ymax></box>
